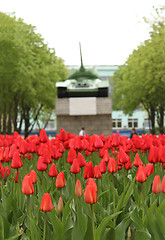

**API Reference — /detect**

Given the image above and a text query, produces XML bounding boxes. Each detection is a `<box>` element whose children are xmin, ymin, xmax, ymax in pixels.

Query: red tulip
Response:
<box><xmin>29</xmin><ymin>170</ymin><xmax>37</xmax><ymax>184</ymax></box>
<box><xmin>21</xmin><ymin>175</ymin><xmax>34</xmax><ymax>195</ymax></box>
<box><xmin>118</xmin><ymin>148</ymin><xmax>128</xmax><ymax>164</ymax></box>
<box><xmin>152</xmin><ymin>175</ymin><xmax>161</xmax><ymax>194</ymax></box>
<box><xmin>70</xmin><ymin>158</ymin><xmax>80</xmax><ymax>174</ymax></box>
<box><xmin>40</xmin><ymin>193</ymin><xmax>53</xmax><ymax>212</ymax></box>
<box><xmin>86</xmin><ymin>178</ymin><xmax>97</xmax><ymax>192</ymax></box>
<box><xmin>11</xmin><ymin>151</ymin><xmax>23</xmax><ymax>169</ymax></box>
<box><xmin>59</xmin><ymin>128</ymin><xmax>67</xmax><ymax>142</ymax></box>
<box><xmin>75</xmin><ymin>179</ymin><xmax>83</xmax><ymax>198</ymax></box>
<box><xmin>57</xmin><ymin>196</ymin><xmax>63</xmax><ymax>213</ymax></box>
<box><xmin>55</xmin><ymin>172</ymin><xmax>65</xmax><ymax>188</ymax></box>
<box><xmin>49</xmin><ymin>163</ymin><xmax>58</xmax><ymax>177</ymax></box>
<box><xmin>145</xmin><ymin>163</ymin><xmax>154</xmax><ymax>177</ymax></box>
<box><xmin>94</xmin><ymin>165</ymin><xmax>102</xmax><ymax>179</ymax></box>
<box><xmin>83</xmin><ymin>162</ymin><xmax>94</xmax><ymax>179</ymax></box>
<box><xmin>77</xmin><ymin>152</ymin><xmax>86</xmax><ymax>168</ymax></box>
<box><xmin>102</xmin><ymin>149</ymin><xmax>111</xmax><ymax>163</ymax></box>
<box><xmin>135</xmin><ymin>165</ymin><xmax>147</xmax><ymax>183</ymax></box>
<box><xmin>84</xmin><ymin>184</ymin><xmax>97</xmax><ymax>204</ymax></box>
<box><xmin>161</xmin><ymin>176</ymin><xmax>165</xmax><ymax>193</ymax></box>
<box><xmin>148</xmin><ymin>145</ymin><xmax>159</xmax><ymax>164</ymax></box>
<box><xmin>99</xmin><ymin>159</ymin><xmax>106</xmax><ymax>173</ymax></box>
<box><xmin>39</xmin><ymin>129</ymin><xmax>48</xmax><ymax>143</ymax></box>
<box><xmin>67</xmin><ymin>147</ymin><xmax>77</xmax><ymax>164</ymax></box>
<box><xmin>133</xmin><ymin>153</ymin><xmax>143</xmax><ymax>167</ymax></box>
<box><xmin>37</xmin><ymin>156</ymin><xmax>47</xmax><ymax>171</ymax></box>
<box><xmin>93</xmin><ymin>135</ymin><xmax>103</xmax><ymax>149</ymax></box>
<box><xmin>108</xmin><ymin>157</ymin><xmax>117</xmax><ymax>173</ymax></box>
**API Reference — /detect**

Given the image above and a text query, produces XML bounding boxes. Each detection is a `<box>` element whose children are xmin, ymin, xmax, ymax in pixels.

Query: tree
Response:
<box><xmin>111</xmin><ymin>9</ymin><xmax>165</xmax><ymax>134</ymax></box>
<box><xmin>0</xmin><ymin>12</ymin><xmax>68</xmax><ymax>137</ymax></box>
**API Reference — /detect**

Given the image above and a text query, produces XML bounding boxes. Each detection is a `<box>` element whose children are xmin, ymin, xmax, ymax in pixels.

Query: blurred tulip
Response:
<box><xmin>145</xmin><ymin>163</ymin><xmax>154</xmax><ymax>177</ymax></box>
<box><xmin>37</xmin><ymin>156</ymin><xmax>47</xmax><ymax>171</ymax></box>
<box><xmin>94</xmin><ymin>165</ymin><xmax>102</xmax><ymax>179</ymax></box>
<box><xmin>11</xmin><ymin>151</ymin><xmax>23</xmax><ymax>169</ymax></box>
<box><xmin>70</xmin><ymin>158</ymin><xmax>80</xmax><ymax>174</ymax></box>
<box><xmin>67</xmin><ymin>147</ymin><xmax>77</xmax><ymax>164</ymax></box>
<box><xmin>133</xmin><ymin>153</ymin><xmax>143</xmax><ymax>167</ymax></box>
<box><xmin>84</xmin><ymin>184</ymin><xmax>97</xmax><ymax>204</ymax></box>
<box><xmin>135</xmin><ymin>165</ymin><xmax>147</xmax><ymax>183</ymax></box>
<box><xmin>21</xmin><ymin>175</ymin><xmax>34</xmax><ymax>195</ymax></box>
<box><xmin>83</xmin><ymin>162</ymin><xmax>94</xmax><ymax>179</ymax></box>
<box><xmin>108</xmin><ymin>157</ymin><xmax>117</xmax><ymax>173</ymax></box>
<box><xmin>49</xmin><ymin>163</ymin><xmax>58</xmax><ymax>178</ymax></box>
<box><xmin>29</xmin><ymin>170</ymin><xmax>37</xmax><ymax>184</ymax></box>
<box><xmin>57</xmin><ymin>196</ymin><xmax>63</xmax><ymax>213</ymax></box>
<box><xmin>55</xmin><ymin>172</ymin><xmax>65</xmax><ymax>188</ymax></box>
<box><xmin>161</xmin><ymin>176</ymin><xmax>165</xmax><ymax>193</ymax></box>
<box><xmin>59</xmin><ymin>128</ymin><xmax>67</xmax><ymax>142</ymax></box>
<box><xmin>152</xmin><ymin>175</ymin><xmax>161</xmax><ymax>194</ymax></box>
<box><xmin>77</xmin><ymin>152</ymin><xmax>86</xmax><ymax>168</ymax></box>
<box><xmin>99</xmin><ymin>159</ymin><xmax>106</xmax><ymax>173</ymax></box>
<box><xmin>75</xmin><ymin>179</ymin><xmax>83</xmax><ymax>198</ymax></box>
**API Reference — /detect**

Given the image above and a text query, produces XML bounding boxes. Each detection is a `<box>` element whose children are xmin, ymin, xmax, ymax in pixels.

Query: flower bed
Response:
<box><xmin>0</xmin><ymin>128</ymin><xmax>165</xmax><ymax>239</ymax></box>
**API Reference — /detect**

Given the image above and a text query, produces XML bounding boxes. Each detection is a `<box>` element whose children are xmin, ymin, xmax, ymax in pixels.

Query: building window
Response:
<box><xmin>143</xmin><ymin>119</ymin><xmax>151</xmax><ymax>129</ymax></box>
<box><xmin>112</xmin><ymin>119</ymin><xmax>122</xmax><ymax>128</ymax></box>
<box><xmin>128</xmin><ymin>119</ymin><xmax>138</xmax><ymax>128</ymax></box>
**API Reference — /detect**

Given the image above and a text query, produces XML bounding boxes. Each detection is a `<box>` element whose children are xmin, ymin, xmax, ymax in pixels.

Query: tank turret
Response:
<box><xmin>56</xmin><ymin>44</ymin><xmax>109</xmax><ymax>98</ymax></box>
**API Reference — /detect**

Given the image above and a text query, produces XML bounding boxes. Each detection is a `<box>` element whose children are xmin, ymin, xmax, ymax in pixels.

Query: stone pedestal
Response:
<box><xmin>55</xmin><ymin>97</ymin><xmax>112</xmax><ymax>136</ymax></box>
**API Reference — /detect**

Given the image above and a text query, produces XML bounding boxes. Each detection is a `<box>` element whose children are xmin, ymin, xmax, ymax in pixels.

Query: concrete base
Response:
<box><xmin>56</xmin><ymin>114</ymin><xmax>112</xmax><ymax>136</ymax></box>
<box><xmin>55</xmin><ymin>97</ymin><xmax>112</xmax><ymax>136</ymax></box>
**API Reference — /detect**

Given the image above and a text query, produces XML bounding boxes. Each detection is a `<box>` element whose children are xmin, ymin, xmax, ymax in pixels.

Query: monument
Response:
<box><xmin>55</xmin><ymin>44</ymin><xmax>112</xmax><ymax>136</ymax></box>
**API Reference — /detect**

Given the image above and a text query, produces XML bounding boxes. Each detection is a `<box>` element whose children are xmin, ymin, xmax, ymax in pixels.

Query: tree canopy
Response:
<box><xmin>0</xmin><ymin>12</ymin><xmax>68</xmax><ymax>137</ymax></box>
<box><xmin>111</xmin><ymin>9</ymin><xmax>165</xmax><ymax>134</ymax></box>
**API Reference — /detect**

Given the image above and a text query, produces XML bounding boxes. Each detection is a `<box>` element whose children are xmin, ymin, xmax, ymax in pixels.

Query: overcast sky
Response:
<box><xmin>1</xmin><ymin>0</ymin><xmax>165</xmax><ymax>65</ymax></box>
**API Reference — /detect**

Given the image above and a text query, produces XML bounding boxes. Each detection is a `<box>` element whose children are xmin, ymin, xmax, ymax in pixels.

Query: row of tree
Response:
<box><xmin>0</xmin><ymin>12</ymin><xmax>68</xmax><ymax>137</ymax></box>
<box><xmin>111</xmin><ymin>9</ymin><xmax>165</xmax><ymax>134</ymax></box>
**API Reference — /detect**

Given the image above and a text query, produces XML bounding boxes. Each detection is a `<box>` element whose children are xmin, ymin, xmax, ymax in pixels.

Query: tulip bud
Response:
<box><xmin>57</xmin><ymin>196</ymin><xmax>63</xmax><ymax>213</ymax></box>
<box><xmin>75</xmin><ymin>179</ymin><xmax>83</xmax><ymax>198</ymax></box>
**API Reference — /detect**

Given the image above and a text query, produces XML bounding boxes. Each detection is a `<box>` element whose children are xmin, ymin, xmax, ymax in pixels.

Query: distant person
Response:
<box><xmin>79</xmin><ymin>127</ymin><xmax>85</xmax><ymax>137</ymax></box>
<box><xmin>116</xmin><ymin>130</ymin><xmax>120</xmax><ymax>138</ymax></box>
<box><xmin>130</xmin><ymin>128</ymin><xmax>137</xmax><ymax>139</ymax></box>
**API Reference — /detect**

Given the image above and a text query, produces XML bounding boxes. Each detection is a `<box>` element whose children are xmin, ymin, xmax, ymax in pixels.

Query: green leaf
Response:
<box><xmin>83</xmin><ymin>217</ymin><xmax>94</xmax><ymax>240</ymax></box>
<box><xmin>95</xmin><ymin>212</ymin><xmax>122</xmax><ymax>240</ymax></box>
<box><xmin>48</xmin><ymin>210</ymin><xmax>63</xmax><ymax>240</ymax></box>
<box><xmin>115</xmin><ymin>216</ymin><xmax>131</xmax><ymax>240</ymax></box>
<box><xmin>130</xmin><ymin>208</ymin><xmax>143</xmax><ymax>230</ymax></box>
<box><xmin>123</xmin><ymin>177</ymin><xmax>135</xmax><ymax>207</ymax></box>
<box><xmin>135</xmin><ymin>230</ymin><xmax>151</xmax><ymax>240</ymax></box>
<box><xmin>0</xmin><ymin>216</ymin><xmax>4</xmax><ymax>240</ymax></box>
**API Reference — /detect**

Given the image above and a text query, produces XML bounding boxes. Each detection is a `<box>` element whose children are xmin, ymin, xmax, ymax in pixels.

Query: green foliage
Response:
<box><xmin>0</xmin><ymin>12</ymin><xmax>68</xmax><ymax>135</ymax></box>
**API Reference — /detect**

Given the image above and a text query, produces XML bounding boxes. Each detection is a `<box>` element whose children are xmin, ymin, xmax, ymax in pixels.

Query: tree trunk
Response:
<box><xmin>3</xmin><ymin>103</ymin><xmax>7</xmax><ymax>135</ymax></box>
<box><xmin>7</xmin><ymin>102</ymin><xmax>12</xmax><ymax>135</ymax></box>
<box><xmin>150</xmin><ymin>105</ymin><xmax>155</xmax><ymax>135</ymax></box>
<box><xmin>24</xmin><ymin>108</ymin><xmax>30</xmax><ymax>138</ymax></box>
<box><xmin>159</xmin><ymin>105</ymin><xmax>164</xmax><ymax>134</ymax></box>
<box><xmin>13</xmin><ymin>96</ymin><xmax>19</xmax><ymax>132</ymax></box>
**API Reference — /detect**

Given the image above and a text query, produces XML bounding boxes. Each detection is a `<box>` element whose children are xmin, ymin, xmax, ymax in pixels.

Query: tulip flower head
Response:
<box><xmin>40</xmin><ymin>193</ymin><xmax>53</xmax><ymax>212</ymax></box>
<box><xmin>75</xmin><ymin>179</ymin><xmax>83</xmax><ymax>198</ymax></box>
<box><xmin>21</xmin><ymin>175</ymin><xmax>34</xmax><ymax>195</ymax></box>
<box><xmin>55</xmin><ymin>172</ymin><xmax>65</xmax><ymax>188</ymax></box>
<box><xmin>84</xmin><ymin>183</ymin><xmax>97</xmax><ymax>204</ymax></box>
<box><xmin>135</xmin><ymin>165</ymin><xmax>147</xmax><ymax>183</ymax></box>
<box><xmin>152</xmin><ymin>175</ymin><xmax>161</xmax><ymax>194</ymax></box>
<box><xmin>11</xmin><ymin>151</ymin><xmax>23</xmax><ymax>169</ymax></box>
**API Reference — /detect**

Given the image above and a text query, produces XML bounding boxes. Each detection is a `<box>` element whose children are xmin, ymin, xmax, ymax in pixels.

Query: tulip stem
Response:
<box><xmin>90</xmin><ymin>204</ymin><xmax>95</xmax><ymax>240</ymax></box>
<box><xmin>112</xmin><ymin>174</ymin><xmax>115</xmax><ymax>213</ymax></box>
<box><xmin>43</xmin><ymin>212</ymin><xmax>46</xmax><ymax>240</ymax></box>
